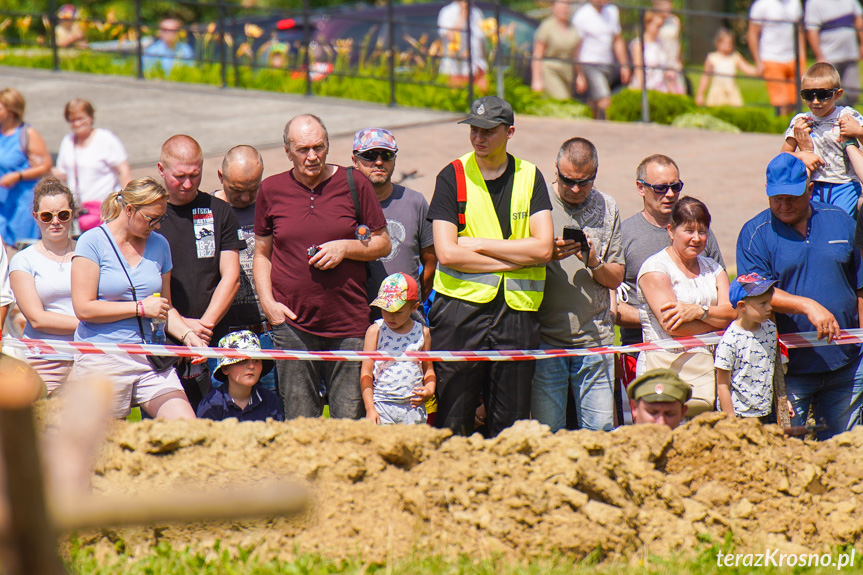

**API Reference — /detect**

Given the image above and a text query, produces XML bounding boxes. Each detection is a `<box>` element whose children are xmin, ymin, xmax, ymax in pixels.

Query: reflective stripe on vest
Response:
<box><xmin>433</xmin><ymin>151</ymin><xmax>545</xmax><ymax>311</ymax></box>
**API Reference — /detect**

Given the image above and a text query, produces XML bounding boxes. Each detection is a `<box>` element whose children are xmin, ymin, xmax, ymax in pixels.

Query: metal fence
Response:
<box><xmin>0</xmin><ymin>0</ymin><xmax>807</xmax><ymax>119</ymax></box>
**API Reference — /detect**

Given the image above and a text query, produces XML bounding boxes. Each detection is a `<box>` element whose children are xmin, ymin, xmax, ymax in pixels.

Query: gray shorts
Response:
<box><xmin>375</xmin><ymin>401</ymin><xmax>427</xmax><ymax>425</ymax></box>
<box><xmin>582</xmin><ymin>63</ymin><xmax>615</xmax><ymax>102</ymax></box>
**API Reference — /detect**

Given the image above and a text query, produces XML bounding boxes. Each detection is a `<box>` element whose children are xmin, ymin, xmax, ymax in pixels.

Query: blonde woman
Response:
<box><xmin>71</xmin><ymin>177</ymin><xmax>204</xmax><ymax>419</ymax></box>
<box><xmin>10</xmin><ymin>177</ymin><xmax>79</xmax><ymax>393</ymax></box>
<box><xmin>0</xmin><ymin>87</ymin><xmax>52</xmax><ymax>248</ymax></box>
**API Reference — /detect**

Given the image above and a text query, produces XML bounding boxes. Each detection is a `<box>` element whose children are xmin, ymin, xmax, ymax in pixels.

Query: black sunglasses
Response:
<box><xmin>37</xmin><ymin>210</ymin><xmax>72</xmax><ymax>223</ymax></box>
<box><xmin>557</xmin><ymin>170</ymin><xmax>597</xmax><ymax>188</ymax></box>
<box><xmin>638</xmin><ymin>179</ymin><xmax>685</xmax><ymax>194</ymax></box>
<box><xmin>136</xmin><ymin>209</ymin><xmax>168</xmax><ymax>228</ymax></box>
<box><xmin>354</xmin><ymin>149</ymin><xmax>396</xmax><ymax>162</ymax></box>
<box><xmin>800</xmin><ymin>88</ymin><xmax>837</xmax><ymax>101</ymax></box>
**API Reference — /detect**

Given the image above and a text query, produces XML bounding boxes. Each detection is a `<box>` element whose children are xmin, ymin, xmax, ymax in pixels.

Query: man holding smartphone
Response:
<box><xmin>533</xmin><ymin>137</ymin><xmax>624</xmax><ymax>432</ymax></box>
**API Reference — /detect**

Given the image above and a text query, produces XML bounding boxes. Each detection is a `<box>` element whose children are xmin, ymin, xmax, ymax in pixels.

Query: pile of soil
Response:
<box><xmin>74</xmin><ymin>414</ymin><xmax>863</xmax><ymax>563</ymax></box>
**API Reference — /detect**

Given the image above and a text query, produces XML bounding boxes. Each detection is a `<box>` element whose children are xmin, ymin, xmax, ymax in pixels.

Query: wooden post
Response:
<box><xmin>774</xmin><ymin>345</ymin><xmax>790</xmax><ymax>428</ymax></box>
<box><xmin>0</xmin><ymin>354</ymin><xmax>65</xmax><ymax>575</ymax></box>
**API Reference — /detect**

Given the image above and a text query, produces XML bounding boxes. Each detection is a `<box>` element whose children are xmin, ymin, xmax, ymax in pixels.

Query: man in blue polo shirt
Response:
<box><xmin>737</xmin><ymin>152</ymin><xmax>863</xmax><ymax>440</ymax></box>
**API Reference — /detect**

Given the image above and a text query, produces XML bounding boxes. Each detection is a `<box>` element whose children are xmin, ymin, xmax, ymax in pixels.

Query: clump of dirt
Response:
<box><xmin>70</xmin><ymin>414</ymin><xmax>863</xmax><ymax>564</ymax></box>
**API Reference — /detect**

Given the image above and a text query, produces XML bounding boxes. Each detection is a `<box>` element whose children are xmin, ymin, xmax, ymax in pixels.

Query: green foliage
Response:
<box><xmin>671</xmin><ymin>112</ymin><xmax>742</xmax><ymax>133</ymax></box>
<box><xmin>608</xmin><ymin>89</ymin><xmax>696</xmax><ymax>125</ymax></box>
<box><xmin>705</xmin><ymin>105</ymin><xmax>786</xmax><ymax>134</ymax></box>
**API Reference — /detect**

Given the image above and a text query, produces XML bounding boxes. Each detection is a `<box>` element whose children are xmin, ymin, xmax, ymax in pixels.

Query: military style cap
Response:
<box><xmin>458</xmin><ymin>96</ymin><xmax>514</xmax><ymax>129</ymax></box>
<box><xmin>627</xmin><ymin>369</ymin><xmax>692</xmax><ymax>404</ymax></box>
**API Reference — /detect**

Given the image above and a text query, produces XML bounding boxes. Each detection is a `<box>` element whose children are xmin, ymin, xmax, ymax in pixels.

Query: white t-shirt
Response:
<box><xmin>9</xmin><ymin>245</ymin><xmax>76</xmax><ymax>352</ymax></box>
<box><xmin>637</xmin><ymin>249</ymin><xmax>724</xmax><ymax>349</ymax></box>
<box><xmin>785</xmin><ymin>106</ymin><xmax>863</xmax><ymax>183</ymax></box>
<box><xmin>56</xmin><ymin>128</ymin><xmax>128</xmax><ymax>205</ymax></box>
<box><xmin>714</xmin><ymin>319</ymin><xmax>777</xmax><ymax>417</ymax></box>
<box><xmin>749</xmin><ymin>0</ymin><xmax>803</xmax><ymax>62</ymax></box>
<box><xmin>572</xmin><ymin>3</ymin><xmax>620</xmax><ymax>64</ymax></box>
<box><xmin>805</xmin><ymin>0</ymin><xmax>863</xmax><ymax>62</ymax></box>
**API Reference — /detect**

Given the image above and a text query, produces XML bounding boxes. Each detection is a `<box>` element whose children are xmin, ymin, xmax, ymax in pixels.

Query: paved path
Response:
<box><xmin>2</xmin><ymin>65</ymin><xmax>783</xmax><ymax>268</ymax></box>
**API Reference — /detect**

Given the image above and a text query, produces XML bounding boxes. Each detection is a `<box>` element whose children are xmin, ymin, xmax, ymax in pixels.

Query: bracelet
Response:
<box><xmin>137</xmin><ymin>301</ymin><xmax>144</xmax><ymax>318</ymax></box>
<box><xmin>16</xmin><ymin>171</ymin><xmax>24</xmax><ymax>182</ymax></box>
<box><xmin>841</xmin><ymin>139</ymin><xmax>860</xmax><ymax>151</ymax></box>
<box><xmin>180</xmin><ymin>330</ymin><xmax>194</xmax><ymax>343</ymax></box>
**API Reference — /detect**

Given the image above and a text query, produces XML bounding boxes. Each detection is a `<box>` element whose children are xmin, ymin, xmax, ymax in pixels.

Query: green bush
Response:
<box><xmin>608</xmin><ymin>89</ymin><xmax>696</xmax><ymax>125</ymax></box>
<box><xmin>671</xmin><ymin>113</ymin><xmax>742</xmax><ymax>133</ymax></box>
<box><xmin>705</xmin><ymin>105</ymin><xmax>785</xmax><ymax>134</ymax></box>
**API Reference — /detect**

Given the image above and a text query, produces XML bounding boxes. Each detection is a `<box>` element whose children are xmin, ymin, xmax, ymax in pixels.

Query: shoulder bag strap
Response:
<box><xmin>345</xmin><ymin>166</ymin><xmax>362</xmax><ymax>224</ymax></box>
<box><xmin>99</xmin><ymin>226</ymin><xmax>147</xmax><ymax>344</ymax></box>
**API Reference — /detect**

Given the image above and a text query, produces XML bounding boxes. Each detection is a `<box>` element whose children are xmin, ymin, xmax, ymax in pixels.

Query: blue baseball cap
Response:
<box><xmin>765</xmin><ymin>153</ymin><xmax>808</xmax><ymax>197</ymax></box>
<box><xmin>729</xmin><ymin>273</ymin><xmax>778</xmax><ymax>308</ymax></box>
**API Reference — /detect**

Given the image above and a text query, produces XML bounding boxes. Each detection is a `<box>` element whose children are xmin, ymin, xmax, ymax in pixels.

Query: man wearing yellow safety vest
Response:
<box><xmin>426</xmin><ymin>96</ymin><xmax>554</xmax><ymax>437</ymax></box>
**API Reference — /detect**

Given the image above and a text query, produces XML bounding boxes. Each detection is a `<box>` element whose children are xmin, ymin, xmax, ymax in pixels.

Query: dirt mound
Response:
<box><xmin>73</xmin><ymin>414</ymin><xmax>863</xmax><ymax>563</ymax></box>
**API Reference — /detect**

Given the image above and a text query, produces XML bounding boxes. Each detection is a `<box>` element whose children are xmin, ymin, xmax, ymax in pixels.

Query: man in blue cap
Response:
<box><xmin>736</xmin><ymin>152</ymin><xmax>863</xmax><ymax>440</ymax></box>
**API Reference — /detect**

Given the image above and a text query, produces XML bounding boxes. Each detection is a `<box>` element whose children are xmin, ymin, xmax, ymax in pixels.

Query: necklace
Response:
<box><xmin>42</xmin><ymin>239</ymin><xmax>72</xmax><ymax>272</ymax></box>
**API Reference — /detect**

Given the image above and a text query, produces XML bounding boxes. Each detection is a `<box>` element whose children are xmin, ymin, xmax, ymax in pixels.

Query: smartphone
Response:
<box><xmin>563</xmin><ymin>225</ymin><xmax>587</xmax><ymax>245</ymax></box>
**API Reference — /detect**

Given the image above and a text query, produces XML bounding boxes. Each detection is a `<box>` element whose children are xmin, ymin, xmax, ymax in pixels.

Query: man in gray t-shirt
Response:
<box><xmin>533</xmin><ymin>138</ymin><xmax>625</xmax><ymax>432</ymax></box>
<box><xmin>617</xmin><ymin>154</ymin><xmax>725</xmax><ymax>347</ymax></box>
<box><xmin>351</xmin><ymin>128</ymin><xmax>436</xmax><ymax>321</ymax></box>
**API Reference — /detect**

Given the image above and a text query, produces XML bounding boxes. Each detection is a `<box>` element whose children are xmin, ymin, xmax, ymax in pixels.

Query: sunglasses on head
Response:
<box><xmin>800</xmin><ymin>88</ymin><xmax>837</xmax><ymax>101</ymax></box>
<box><xmin>136</xmin><ymin>209</ymin><xmax>168</xmax><ymax>228</ymax></box>
<box><xmin>354</xmin><ymin>149</ymin><xmax>396</xmax><ymax>162</ymax></box>
<box><xmin>37</xmin><ymin>210</ymin><xmax>72</xmax><ymax>223</ymax></box>
<box><xmin>638</xmin><ymin>179</ymin><xmax>684</xmax><ymax>194</ymax></box>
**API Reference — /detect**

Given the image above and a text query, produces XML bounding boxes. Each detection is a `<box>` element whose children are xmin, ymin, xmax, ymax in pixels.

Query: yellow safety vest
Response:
<box><xmin>433</xmin><ymin>151</ymin><xmax>545</xmax><ymax>311</ymax></box>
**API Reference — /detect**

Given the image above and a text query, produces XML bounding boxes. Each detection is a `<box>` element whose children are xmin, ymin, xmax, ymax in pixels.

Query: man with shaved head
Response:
<box><xmin>157</xmin><ymin>134</ymin><xmax>246</xmax><ymax>409</ymax></box>
<box><xmin>214</xmin><ymin>145</ymin><xmax>277</xmax><ymax>392</ymax></box>
<box><xmin>254</xmin><ymin>114</ymin><xmax>391</xmax><ymax>420</ymax></box>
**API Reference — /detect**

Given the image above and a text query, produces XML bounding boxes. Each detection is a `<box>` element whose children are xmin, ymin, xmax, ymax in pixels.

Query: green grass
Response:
<box><xmin>65</xmin><ymin>536</ymin><xmax>862</xmax><ymax>574</ymax></box>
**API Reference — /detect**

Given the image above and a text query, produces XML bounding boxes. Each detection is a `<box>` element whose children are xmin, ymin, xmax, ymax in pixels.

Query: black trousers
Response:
<box><xmin>429</xmin><ymin>290</ymin><xmax>540</xmax><ymax>437</ymax></box>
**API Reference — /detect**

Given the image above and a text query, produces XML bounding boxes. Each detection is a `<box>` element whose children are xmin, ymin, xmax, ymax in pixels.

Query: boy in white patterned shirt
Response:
<box><xmin>361</xmin><ymin>273</ymin><xmax>435</xmax><ymax>425</ymax></box>
<box><xmin>715</xmin><ymin>273</ymin><xmax>791</xmax><ymax>422</ymax></box>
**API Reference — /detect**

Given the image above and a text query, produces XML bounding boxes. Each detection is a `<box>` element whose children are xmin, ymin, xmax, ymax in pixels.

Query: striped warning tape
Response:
<box><xmin>3</xmin><ymin>328</ymin><xmax>863</xmax><ymax>362</ymax></box>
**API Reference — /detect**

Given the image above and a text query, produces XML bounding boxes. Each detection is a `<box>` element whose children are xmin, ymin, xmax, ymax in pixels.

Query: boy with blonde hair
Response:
<box><xmin>782</xmin><ymin>62</ymin><xmax>863</xmax><ymax>216</ymax></box>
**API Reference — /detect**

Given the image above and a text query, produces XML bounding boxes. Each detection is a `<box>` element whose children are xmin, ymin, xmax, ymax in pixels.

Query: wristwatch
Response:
<box><xmin>841</xmin><ymin>139</ymin><xmax>860</xmax><ymax>151</ymax></box>
<box><xmin>699</xmin><ymin>305</ymin><xmax>709</xmax><ymax>320</ymax></box>
<box><xmin>587</xmin><ymin>254</ymin><xmax>604</xmax><ymax>270</ymax></box>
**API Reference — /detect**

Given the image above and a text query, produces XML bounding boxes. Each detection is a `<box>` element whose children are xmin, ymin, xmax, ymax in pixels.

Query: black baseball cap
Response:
<box><xmin>458</xmin><ymin>96</ymin><xmax>514</xmax><ymax>129</ymax></box>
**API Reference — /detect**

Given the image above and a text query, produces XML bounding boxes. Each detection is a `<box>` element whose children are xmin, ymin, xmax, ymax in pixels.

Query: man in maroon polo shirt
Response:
<box><xmin>253</xmin><ymin>114</ymin><xmax>391</xmax><ymax>419</ymax></box>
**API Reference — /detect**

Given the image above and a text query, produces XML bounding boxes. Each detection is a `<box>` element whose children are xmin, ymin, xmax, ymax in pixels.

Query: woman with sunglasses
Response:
<box><xmin>9</xmin><ymin>177</ymin><xmax>79</xmax><ymax>394</ymax></box>
<box><xmin>53</xmin><ymin>99</ymin><xmax>130</xmax><ymax>232</ymax></box>
<box><xmin>636</xmin><ymin>196</ymin><xmax>735</xmax><ymax>415</ymax></box>
<box><xmin>70</xmin><ymin>177</ymin><xmax>204</xmax><ymax>419</ymax></box>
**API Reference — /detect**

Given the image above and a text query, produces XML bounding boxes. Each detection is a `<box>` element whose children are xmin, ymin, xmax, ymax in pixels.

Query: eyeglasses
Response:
<box><xmin>136</xmin><ymin>209</ymin><xmax>168</xmax><ymax>228</ymax></box>
<box><xmin>354</xmin><ymin>149</ymin><xmax>396</xmax><ymax>162</ymax></box>
<box><xmin>638</xmin><ymin>179</ymin><xmax>684</xmax><ymax>194</ymax></box>
<box><xmin>37</xmin><ymin>210</ymin><xmax>72</xmax><ymax>223</ymax></box>
<box><xmin>800</xmin><ymin>88</ymin><xmax>837</xmax><ymax>101</ymax></box>
<box><xmin>557</xmin><ymin>170</ymin><xmax>596</xmax><ymax>189</ymax></box>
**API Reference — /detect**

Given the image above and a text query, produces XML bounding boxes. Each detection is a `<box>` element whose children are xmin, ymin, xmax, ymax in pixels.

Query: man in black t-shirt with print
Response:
<box><xmin>157</xmin><ymin>135</ymin><xmax>246</xmax><ymax>409</ymax></box>
<box><xmin>426</xmin><ymin>96</ymin><xmax>554</xmax><ymax>437</ymax></box>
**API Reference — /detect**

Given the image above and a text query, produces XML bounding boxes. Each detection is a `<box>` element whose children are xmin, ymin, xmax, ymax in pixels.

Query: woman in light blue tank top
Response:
<box><xmin>0</xmin><ymin>88</ymin><xmax>52</xmax><ymax>248</ymax></box>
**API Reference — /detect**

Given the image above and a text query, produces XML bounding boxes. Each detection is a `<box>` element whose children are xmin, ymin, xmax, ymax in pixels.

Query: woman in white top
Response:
<box><xmin>9</xmin><ymin>177</ymin><xmax>79</xmax><ymax>393</ymax></box>
<box><xmin>53</xmin><ymin>99</ymin><xmax>130</xmax><ymax>232</ymax></box>
<box><xmin>636</xmin><ymin>196</ymin><xmax>735</xmax><ymax>375</ymax></box>
<box><xmin>630</xmin><ymin>11</ymin><xmax>685</xmax><ymax>94</ymax></box>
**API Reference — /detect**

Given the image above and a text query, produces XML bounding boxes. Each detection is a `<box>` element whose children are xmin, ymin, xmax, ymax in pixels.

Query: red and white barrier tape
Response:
<box><xmin>4</xmin><ymin>329</ymin><xmax>863</xmax><ymax>362</ymax></box>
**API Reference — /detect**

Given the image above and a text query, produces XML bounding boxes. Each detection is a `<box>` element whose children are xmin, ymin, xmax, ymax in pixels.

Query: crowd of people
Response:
<box><xmin>1</xmin><ymin>54</ymin><xmax>863</xmax><ymax>441</ymax></box>
<box><xmin>530</xmin><ymin>0</ymin><xmax>863</xmax><ymax>119</ymax></box>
